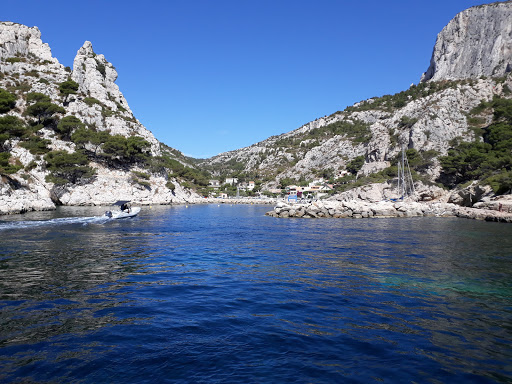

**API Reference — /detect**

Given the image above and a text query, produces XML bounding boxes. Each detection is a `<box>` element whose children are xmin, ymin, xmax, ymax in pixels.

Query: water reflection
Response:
<box><xmin>0</xmin><ymin>210</ymin><xmax>157</xmax><ymax>356</ymax></box>
<box><xmin>0</xmin><ymin>206</ymin><xmax>511</xmax><ymax>382</ymax></box>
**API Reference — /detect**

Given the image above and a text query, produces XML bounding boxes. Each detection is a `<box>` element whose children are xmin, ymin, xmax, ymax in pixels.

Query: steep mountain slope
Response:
<box><xmin>0</xmin><ymin>22</ymin><xmax>198</xmax><ymax>214</ymax></box>
<box><xmin>199</xmin><ymin>2</ymin><xmax>512</xmax><ymax>195</ymax></box>
<box><xmin>202</xmin><ymin>79</ymin><xmax>502</xmax><ymax>179</ymax></box>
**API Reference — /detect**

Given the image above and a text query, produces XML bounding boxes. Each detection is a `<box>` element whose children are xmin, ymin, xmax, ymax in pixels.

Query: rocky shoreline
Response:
<box><xmin>265</xmin><ymin>200</ymin><xmax>512</xmax><ymax>223</ymax></box>
<box><xmin>2</xmin><ymin>195</ymin><xmax>511</xmax><ymax>223</ymax></box>
<box><xmin>197</xmin><ymin>197</ymin><xmax>277</xmax><ymax>205</ymax></box>
<box><xmin>0</xmin><ymin>195</ymin><xmax>278</xmax><ymax>216</ymax></box>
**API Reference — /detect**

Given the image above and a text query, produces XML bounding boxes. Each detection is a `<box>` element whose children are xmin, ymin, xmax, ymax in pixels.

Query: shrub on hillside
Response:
<box><xmin>308</xmin><ymin>119</ymin><xmax>371</xmax><ymax>143</ymax></box>
<box><xmin>0</xmin><ymin>152</ymin><xmax>22</xmax><ymax>174</ymax></box>
<box><xmin>71</xmin><ymin>127</ymin><xmax>110</xmax><ymax>153</ymax></box>
<box><xmin>83</xmin><ymin>97</ymin><xmax>101</xmax><ymax>107</ymax></box>
<box><xmin>25</xmin><ymin>92</ymin><xmax>65</xmax><ymax>125</ymax></box>
<box><xmin>58</xmin><ymin>79</ymin><xmax>79</xmax><ymax>101</ymax></box>
<box><xmin>346</xmin><ymin>156</ymin><xmax>365</xmax><ymax>175</ymax></box>
<box><xmin>102</xmin><ymin>135</ymin><xmax>151</xmax><ymax>164</ymax></box>
<box><xmin>18</xmin><ymin>136</ymin><xmax>51</xmax><ymax>155</ymax></box>
<box><xmin>55</xmin><ymin>115</ymin><xmax>84</xmax><ymax>140</ymax></box>
<box><xmin>0</xmin><ymin>115</ymin><xmax>28</xmax><ymax>140</ymax></box>
<box><xmin>5</xmin><ymin>57</ymin><xmax>25</xmax><ymax>63</ymax></box>
<box><xmin>44</xmin><ymin>150</ymin><xmax>95</xmax><ymax>185</ymax></box>
<box><xmin>0</xmin><ymin>89</ymin><xmax>16</xmax><ymax>113</ymax></box>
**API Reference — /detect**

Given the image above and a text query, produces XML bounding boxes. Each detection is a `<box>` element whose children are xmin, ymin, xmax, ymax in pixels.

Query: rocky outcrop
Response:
<box><xmin>0</xmin><ymin>22</ymin><xmax>58</xmax><ymax>63</ymax></box>
<box><xmin>0</xmin><ymin>22</ymin><xmax>195</xmax><ymax>214</ymax></box>
<box><xmin>72</xmin><ymin>42</ymin><xmax>131</xmax><ymax>114</ymax></box>
<box><xmin>421</xmin><ymin>1</ymin><xmax>512</xmax><ymax>82</ymax></box>
<box><xmin>447</xmin><ymin>182</ymin><xmax>494</xmax><ymax>206</ymax></box>
<box><xmin>266</xmin><ymin>175</ymin><xmax>512</xmax><ymax>223</ymax></box>
<box><xmin>0</xmin><ymin>174</ymin><xmax>54</xmax><ymax>215</ymax></box>
<box><xmin>266</xmin><ymin>179</ymin><xmax>512</xmax><ymax>223</ymax></box>
<box><xmin>0</xmin><ymin>22</ymin><xmax>68</xmax><ymax>90</ymax></box>
<box><xmin>69</xmin><ymin>41</ymin><xmax>161</xmax><ymax>155</ymax></box>
<box><xmin>326</xmin><ymin>182</ymin><xmax>447</xmax><ymax>204</ymax></box>
<box><xmin>473</xmin><ymin>194</ymin><xmax>512</xmax><ymax>212</ymax></box>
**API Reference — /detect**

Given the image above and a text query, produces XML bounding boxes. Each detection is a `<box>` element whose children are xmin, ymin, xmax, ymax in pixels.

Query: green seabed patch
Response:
<box><xmin>379</xmin><ymin>275</ymin><xmax>511</xmax><ymax>299</ymax></box>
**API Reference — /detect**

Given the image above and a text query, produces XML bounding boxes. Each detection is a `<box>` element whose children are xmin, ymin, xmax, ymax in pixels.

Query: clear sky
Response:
<box><xmin>2</xmin><ymin>0</ymin><xmax>498</xmax><ymax>158</ymax></box>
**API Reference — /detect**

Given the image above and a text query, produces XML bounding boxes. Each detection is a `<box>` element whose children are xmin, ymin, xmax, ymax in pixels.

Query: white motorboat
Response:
<box><xmin>104</xmin><ymin>201</ymin><xmax>141</xmax><ymax>219</ymax></box>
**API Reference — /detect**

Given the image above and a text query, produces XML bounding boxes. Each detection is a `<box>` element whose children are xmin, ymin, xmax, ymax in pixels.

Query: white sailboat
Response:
<box><xmin>396</xmin><ymin>148</ymin><xmax>416</xmax><ymax>200</ymax></box>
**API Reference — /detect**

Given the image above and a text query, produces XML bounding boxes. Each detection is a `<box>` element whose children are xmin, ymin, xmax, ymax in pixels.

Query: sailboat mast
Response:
<box><xmin>396</xmin><ymin>146</ymin><xmax>416</xmax><ymax>200</ymax></box>
<box><xmin>397</xmin><ymin>160</ymin><xmax>402</xmax><ymax>199</ymax></box>
<box><xmin>404</xmin><ymin>154</ymin><xmax>416</xmax><ymax>197</ymax></box>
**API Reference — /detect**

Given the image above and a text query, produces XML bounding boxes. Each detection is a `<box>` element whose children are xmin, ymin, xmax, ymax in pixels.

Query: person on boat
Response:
<box><xmin>120</xmin><ymin>203</ymin><xmax>130</xmax><ymax>212</ymax></box>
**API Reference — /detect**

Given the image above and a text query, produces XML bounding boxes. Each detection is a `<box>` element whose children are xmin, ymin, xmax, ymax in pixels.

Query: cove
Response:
<box><xmin>0</xmin><ymin>205</ymin><xmax>511</xmax><ymax>383</ymax></box>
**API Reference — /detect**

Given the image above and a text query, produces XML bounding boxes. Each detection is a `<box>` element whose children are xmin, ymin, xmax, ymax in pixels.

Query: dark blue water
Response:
<box><xmin>0</xmin><ymin>204</ymin><xmax>511</xmax><ymax>383</ymax></box>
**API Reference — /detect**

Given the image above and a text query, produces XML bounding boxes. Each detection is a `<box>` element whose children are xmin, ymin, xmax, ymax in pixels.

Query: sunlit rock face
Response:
<box><xmin>201</xmin><ymin>2</ymin><xmax>512</xmax><ymax>191</ymax></box>
<box><xmin>0</xmin><ymin>23</ymin><xmax>194</xmax><ymax>214</ymax></box>
<box><xmin>72</xmin><ymin>41</ymin><xmax>131</xmax><ymax>114</ymax></box>
<box><xmin>70</xmin><ymin>41</ymin><xmax>161</xmax><ymax>156</ymax></box>
<box><xmin>421</xmin><ymin>1</ymin><xmax>512</xmax><ymax>82</ymax></box>
<box><xmin>0</xmin><ymin>22</ymin><xmax>56</xmax><ymax>63</ymax></box>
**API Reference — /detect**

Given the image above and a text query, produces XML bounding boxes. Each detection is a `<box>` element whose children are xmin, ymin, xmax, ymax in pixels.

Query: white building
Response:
<box><xmin>225</xmin><ymin>177</ymin><xmax>238</xmax><ymax>185</ymax></box>
<box><xmin>209</xmin><ymin>180</ymin><xmax>221</xmax><ymax>189</ymax></box>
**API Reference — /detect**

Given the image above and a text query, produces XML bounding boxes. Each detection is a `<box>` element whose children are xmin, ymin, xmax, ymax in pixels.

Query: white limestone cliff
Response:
<box><xmin>0</xmin><ymin>22</ymin><xmax>195</xmax><ymax>214</ymax></box>
<box><xmin>421</xmin><ymin>1</ymin><xmax>512</xmax><ymax>82</ymax></box>
<box><xmin>70</xmin><ymin>41</ymin><xmax>161</xmax><ymax>156</ymax></box>
<box><xmin>203</xmin><ymin>75</ymin><xmax>509</xmax><ymax>188</ymax></box>
<box><xmin>202</xmin><ymin>1</ymin><xmax>512</xmax><ymax>191</ymax></box>
<box><xmin>0</xmin><ymin>22</ymin><xmax>57</xmax><ymax>63</ymax></box>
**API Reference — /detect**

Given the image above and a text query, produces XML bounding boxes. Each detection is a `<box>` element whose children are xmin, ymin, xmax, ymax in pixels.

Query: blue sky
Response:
<box><xmin>2</xmin><ymin>0</ymin><xmax>497</xmax><ymax>158</ymax></box>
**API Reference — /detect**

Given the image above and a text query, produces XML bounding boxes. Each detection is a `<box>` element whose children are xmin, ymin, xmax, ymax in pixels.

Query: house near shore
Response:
<box><xmin>286</xmin><ymin>185</ymin><xmax>298</xmax><ymax>194</ymax></box>
<box><xmin>209</xmin><ymin>180</ymin><xmax>221</xmax><ymax>189</ymax></box>
<box><xmin>285</xmin><ymin>180</ymin><xmax>333</xmax><ymax>201</ymax></box>
<box><xmin>225</xmin><ymin>178</ymin><xmax>238</xmax><ymax>185</ymax></box>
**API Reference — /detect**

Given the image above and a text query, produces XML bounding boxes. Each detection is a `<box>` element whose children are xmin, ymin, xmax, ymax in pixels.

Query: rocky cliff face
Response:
<box><xmin>201</xmin><ymin>2</ymin><xmax>512</xmax><ymax>193</ymax></box>
<box><xmin>69</xmin><ymin>41</ymin><xmax>160</xmax><ymax>155</ymax></box>
<box><xmin>0</xmin><ymin>22</ymin><xmax>196</xmax><ymax>214</ymax></box>
<box><xmin>421</xmin><ymin>1</ymin><xmax>512</xmax><ymax>82</ymax></box>
<box><xmin>202</xmin><ymin>76</ymin><xmax>509</xmax><ymax>188</ymax></box>
<box><xmin>0</xmin><ymin>22</ymin><xmax>57</xmax><ymax>63</ymax></box>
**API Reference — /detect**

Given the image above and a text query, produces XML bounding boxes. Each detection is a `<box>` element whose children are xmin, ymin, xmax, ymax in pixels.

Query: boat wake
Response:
<box><xmin>0</xmin><ymin>215</ymin><xmax>109</xmax><ymax>231</ymax></box>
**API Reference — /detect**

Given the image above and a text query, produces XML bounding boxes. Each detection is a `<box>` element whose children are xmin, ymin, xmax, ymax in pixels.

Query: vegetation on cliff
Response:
<box><xmin>342</xmin><ymin>79</ymin><xmax>474</xmax><ymax>114</ymax></box>
<box><xmin>0</xmin><ymin>73</ymin><xmax>214</xmax><ymax>193</ymax></box>
<box><xmin>1</xmin><ymin>16</ymin><xmax>511</xmax><ymax>202</ymax></box>
<box><xmin>439</xmin><ymin>96</ymin><xmax>512</xmax><ymax>193</ymax></box>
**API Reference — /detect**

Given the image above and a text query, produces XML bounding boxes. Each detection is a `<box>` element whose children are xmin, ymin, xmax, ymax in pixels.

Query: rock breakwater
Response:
<box><xmin>266</xmin><ymin>200</ymin><xmax>512</xmax><ymax>223</ymax></box>
<box><xmin>197</xmin><ymin>197</ymin><xmax>277</xmax><ymax>205</ymax></box>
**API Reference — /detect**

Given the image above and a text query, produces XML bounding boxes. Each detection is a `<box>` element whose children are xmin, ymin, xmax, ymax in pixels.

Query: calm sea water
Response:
<box><xmin>0</xmin><ymin>204</ymin><xmax>511</xmax><ymax>383</ymax></box>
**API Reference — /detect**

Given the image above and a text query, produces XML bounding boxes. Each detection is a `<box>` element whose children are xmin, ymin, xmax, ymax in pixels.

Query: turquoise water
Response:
<box><xmin>0</xmin><ymin>204</ymin><xmax>511</xmax><ymax>383</ymax></box>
